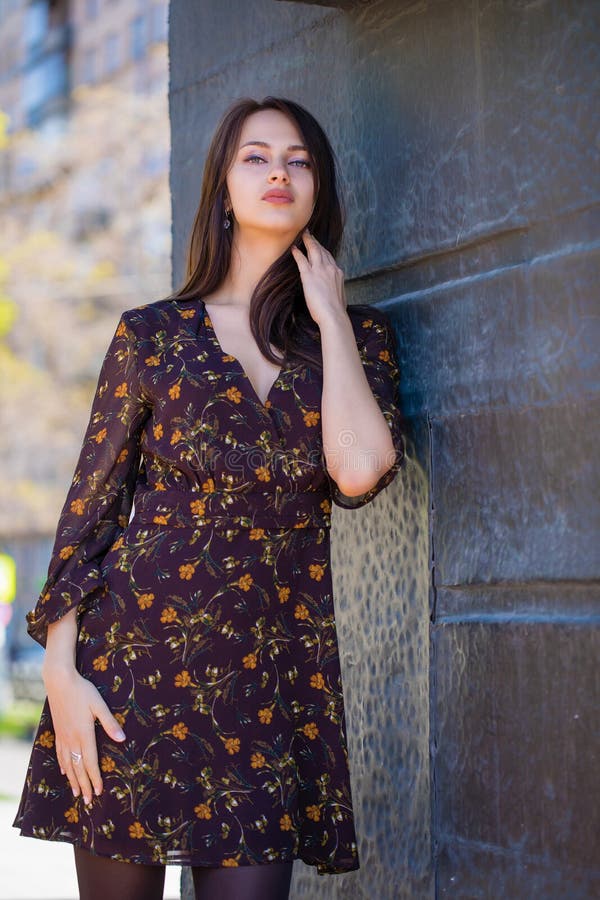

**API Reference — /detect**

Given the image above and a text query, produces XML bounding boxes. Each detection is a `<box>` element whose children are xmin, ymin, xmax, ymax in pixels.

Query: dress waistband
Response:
<box><xmin>131</xmin><ymin>486</ymin><xmax>332</xmax><ymax>530</ymax></box>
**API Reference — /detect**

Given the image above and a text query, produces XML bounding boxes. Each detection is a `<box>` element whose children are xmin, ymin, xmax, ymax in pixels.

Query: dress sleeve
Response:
<box><xmin>325</xmin><ymin>307</ymin><xmax>406</xmax><ymax>510</ymax></box>
<box><xmin>26</xmin><ymin>310</ymin><xmax>150</xmax><ymax>648</ymax></box>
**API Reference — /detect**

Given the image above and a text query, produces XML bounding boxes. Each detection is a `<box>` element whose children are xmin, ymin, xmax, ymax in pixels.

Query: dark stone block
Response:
<box><xmin>431</xmin><ymin>398</ymin><xmax>600</xmax><ymax>584</ymax></box>
<box><xmin>389</xmin><ymin>241</ymin><xmax>600</xmax><ymax>420</ymax></box>
<box><xmin>169</xmin><ymin>1</ymin><xmax>329</xmax><ymax>93</ymax></box>
<box><xmin>437</xmin><ymin>839</ymin><xmax>600</xmax><ymax>900</ymax></box>
<box><xmin>432</xmin><ymin>621</ymin><xmax>600</xmax><ymax>872</ymax></box>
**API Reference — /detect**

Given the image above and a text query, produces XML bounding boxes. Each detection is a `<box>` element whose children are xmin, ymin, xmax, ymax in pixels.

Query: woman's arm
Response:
<box><xmin>30</xmin><ymin>309</ymin><xmax>150</xmax><ymax>803</ymax></box>
<box><xmin>291</xmin><ymin>229</ymin><xmax>404</xmax><ymax>502</ymax></box>
<box><xmin>27</xmin><ymin>310</ymin><xmax>150</xmax><ymax>648</ymax></box>
<box><xmin>319</xmin><ymin>310</ymin><xmax>396</xmax><ymax>497</ymax></box>
<box><xmin>43</xmin><ymin>605</ymin><xmax>78</xmax><ymax>674</ymax></box>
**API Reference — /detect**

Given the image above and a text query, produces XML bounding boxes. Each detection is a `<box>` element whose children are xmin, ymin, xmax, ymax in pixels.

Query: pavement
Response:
<box><xmin>0</xmin><ymin>737</ymin><xmax>181</xmax><ymax>899</ymax></box>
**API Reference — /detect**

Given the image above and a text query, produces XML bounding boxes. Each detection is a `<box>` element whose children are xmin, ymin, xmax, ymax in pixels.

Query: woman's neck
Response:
<box><xmin>212</xmin><ymin>229</ymin><xmax>294</xmax><ymax>307</ymax></box>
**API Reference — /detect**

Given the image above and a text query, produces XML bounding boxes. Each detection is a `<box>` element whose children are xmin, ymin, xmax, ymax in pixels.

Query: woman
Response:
<box><xmin>13</xmin><ymin>96</ymin><xmax>405</xmax><ymax>900</ymax></box>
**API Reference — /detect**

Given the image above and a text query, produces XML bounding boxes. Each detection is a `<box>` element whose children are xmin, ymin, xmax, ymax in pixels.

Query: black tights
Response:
<box><xmin>74</xmin><ymin>846</ymin><xmax>294</xmax><ymax>900</ymax></box>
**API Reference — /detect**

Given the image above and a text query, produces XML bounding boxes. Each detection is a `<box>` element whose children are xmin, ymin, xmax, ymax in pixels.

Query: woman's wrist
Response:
<box><xmin>43</xmin><ymin>607</ymin><xmax>79</xmax><ymax>680</ymax></box>
<box><xmin>317</xmin><ymin>306</ymin><xmax>352</xmax><ymax>335</ymax></box>
<box><xmin>42</xmin><ymin>657</ymin><xmax>78</xmax><ymax>684</ymax></box>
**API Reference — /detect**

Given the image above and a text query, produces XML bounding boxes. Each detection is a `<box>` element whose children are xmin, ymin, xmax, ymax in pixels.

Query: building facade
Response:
<box><xmin>0</xmin><ymin>0</ymin><xmax>168</xmax><ymax>133</ymax></box>
<box><xmin>0</xmin><ymin>0</ymin><xmax>171</xmax><ymax>672</ymax></box>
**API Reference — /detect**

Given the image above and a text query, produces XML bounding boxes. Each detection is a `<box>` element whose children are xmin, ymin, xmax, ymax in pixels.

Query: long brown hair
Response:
<box><xmin>163</xmin><ymin>95</ymin><xmax>370</xmax><ymax>372</ymax></box>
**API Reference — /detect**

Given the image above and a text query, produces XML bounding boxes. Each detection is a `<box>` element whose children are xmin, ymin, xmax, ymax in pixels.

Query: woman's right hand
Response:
<box><xmin>43</xmin><ymin>666</ymin><xmax>126</xmax><ymax>805</ymax></box>
<box><xmin>43</xmin><ymin>608</ymin><xmax>126</xmax><ymax>806</ymax></box>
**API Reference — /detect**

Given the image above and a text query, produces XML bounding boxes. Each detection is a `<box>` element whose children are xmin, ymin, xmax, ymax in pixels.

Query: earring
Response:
<box><xmin>224</xmin><ymin>206</ymin><xmax>232</xmax><ymax>229</ymax></box>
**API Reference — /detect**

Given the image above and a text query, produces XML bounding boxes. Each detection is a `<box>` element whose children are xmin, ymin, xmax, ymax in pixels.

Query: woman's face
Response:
<box><xmin>225</xmin><ymin>108</ymin><xmax>316</xmax><ymax>242</ymax></box>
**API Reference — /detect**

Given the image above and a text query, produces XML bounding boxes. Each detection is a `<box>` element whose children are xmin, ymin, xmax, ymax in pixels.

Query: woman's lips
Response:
<box><xmin>263</xmin><ymin>197</ymin><xmax>293</xmax><ymax>204</ymax></box>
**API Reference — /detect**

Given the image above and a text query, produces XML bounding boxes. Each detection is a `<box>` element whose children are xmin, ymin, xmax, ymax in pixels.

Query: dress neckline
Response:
<box><xmin>199</xmin><ymin>298</ymin><xmax>284</xmax><ymax>411</ymax></box>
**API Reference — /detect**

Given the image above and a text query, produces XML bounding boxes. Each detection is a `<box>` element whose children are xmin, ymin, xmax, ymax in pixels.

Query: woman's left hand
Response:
<box><xmin>290</xmin><ymin>229</ymin><xmax>347</xmax><ymax>326</ymax></box>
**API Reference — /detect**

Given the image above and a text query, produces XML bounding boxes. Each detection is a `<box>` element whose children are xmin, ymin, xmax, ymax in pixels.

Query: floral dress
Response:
<box><xmin>12</xmin><ymin>296</ymin><xmax>405</xmax><ymax>875</ymax></box>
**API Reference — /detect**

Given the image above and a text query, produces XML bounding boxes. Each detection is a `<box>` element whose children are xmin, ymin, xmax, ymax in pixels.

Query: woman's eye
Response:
<box><xmin>243</xmin><ymin>155</ymin><xmax>311</xmax><ymax>168</ymax></box>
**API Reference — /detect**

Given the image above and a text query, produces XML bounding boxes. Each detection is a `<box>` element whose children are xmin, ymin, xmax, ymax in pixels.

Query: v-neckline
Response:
<box><xmin>199</xmin><ymin>299</ymin><xmax>284</xmax><ymax>410</ymax></box>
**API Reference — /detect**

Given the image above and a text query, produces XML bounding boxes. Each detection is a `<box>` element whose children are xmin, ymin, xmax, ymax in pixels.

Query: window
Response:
<box><xmin>23</xmin><ymin>50</ymin><xmax>68</xmax><ymax>126</ymax></box>
<box><xmin>105</xmin><ymin>32</ymin><xmax>118</xmax><ymax>75</ymax></box>
<box><xmin>129</xmin><ymin>14</ymin><xmax>146</xmax><ymax>61</ymax></box>
<box><xmin>24</xmin><ymin>0</ymin><xmax>48</xmax><ymax>55</ymax></box>
<box><xmin>82</xmin><ymin>46</ymin><xmax>96</xmax><ymax>84</ymax></box>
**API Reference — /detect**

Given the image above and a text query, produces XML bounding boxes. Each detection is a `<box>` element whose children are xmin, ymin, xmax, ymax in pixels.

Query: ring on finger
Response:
<box><xmin>70</xmin><ymin>750</ymin><xmax>83</xmax><ymax>764</ymax></box>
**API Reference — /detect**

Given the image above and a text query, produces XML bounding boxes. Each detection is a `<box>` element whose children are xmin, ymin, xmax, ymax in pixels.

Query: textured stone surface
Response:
<box><xmin>171</xmin><ymin>0</ymin><xmax>598</xmax><ymax>896</ymax></box>
<box><xmin>437</xmin><ymin>840</ymin><xmax>600</xmax><ymax>900</ymax></box>
<box><xmin>431</xmin><ymin>397</ymin><xmax>600</xmax><ymax>586</ymax></box>
<box><xmin>433</xmin><ymin>621</ymin><xmax>600</xmax><ymax>893</ymax></box>
<box><xmin>389</xmin><ymin>239</ymin><xmax>600</xmax><ymax>420</ymax></box>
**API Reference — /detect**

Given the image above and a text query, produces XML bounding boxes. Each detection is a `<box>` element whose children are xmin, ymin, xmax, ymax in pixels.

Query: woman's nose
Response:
<box><xmin>268</xmin><ymin>160</ymin><xmax>290</xmax><ymax>180</ymax></box>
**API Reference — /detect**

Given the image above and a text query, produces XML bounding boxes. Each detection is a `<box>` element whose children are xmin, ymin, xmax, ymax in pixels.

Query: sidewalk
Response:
<box><xmin>0</xmin><ymin>737</ymin><xmax>181</xmax><ymax>899</ymax></box>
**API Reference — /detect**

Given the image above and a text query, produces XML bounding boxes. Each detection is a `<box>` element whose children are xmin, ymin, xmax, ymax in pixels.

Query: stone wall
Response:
<box><xmin>170</xmin><ymin>1</ymin><xmax>599</xmax><ymax>896</ymax></box>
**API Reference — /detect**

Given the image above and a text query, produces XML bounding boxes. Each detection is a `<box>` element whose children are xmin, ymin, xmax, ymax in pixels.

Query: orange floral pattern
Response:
<box><xmin>13</xmin><ymin>298</ymin><xmax>405</xmax><ymax>875</ymax></box>
<box><xmin>37</xmin><ymin>730</ymin><xmax>54</xmax><ymax>748</ymax></box>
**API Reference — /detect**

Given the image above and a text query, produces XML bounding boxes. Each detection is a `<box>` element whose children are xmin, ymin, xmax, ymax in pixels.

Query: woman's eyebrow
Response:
<box><xmin>240</xmin><ymin>141</ymin><xmax>308</xmax><ymax>151</ymax></box>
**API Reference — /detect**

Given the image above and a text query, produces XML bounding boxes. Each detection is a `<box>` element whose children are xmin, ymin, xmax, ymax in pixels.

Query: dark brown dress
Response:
<box><xmin>12</xmin><ymin>297</ymin><xmax>405</xmax><ymax>875</ymax></box>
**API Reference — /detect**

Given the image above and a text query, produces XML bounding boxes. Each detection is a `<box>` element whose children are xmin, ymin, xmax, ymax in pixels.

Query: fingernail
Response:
<box><xmin>72</xmin><ymin>788</ymin><xmax>79</xmax><ymax>797</ymax></box>
<box><xmin>84</xmin><ymin>796</ymin><xmax>91</xmax><ymax>806</ymax></box>
<box><xmin>94</xmin><ymin>785</ymin><xmax>102</xmax><ymax>796</ymax></box>
<box><xmin>115</xmin><ymin>729</ymin><xmax>126</xmax><ymax>740</ymax></box>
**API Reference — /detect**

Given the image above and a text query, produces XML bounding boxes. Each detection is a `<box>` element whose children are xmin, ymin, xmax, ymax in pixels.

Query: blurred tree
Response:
<box><xmin>0</xmin><ymin>83</ymin><xmax>171</xmax><ymax>536</ymax></box>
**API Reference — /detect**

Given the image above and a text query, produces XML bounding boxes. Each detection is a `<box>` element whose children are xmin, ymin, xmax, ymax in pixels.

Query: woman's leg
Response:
<box><xmin>73</xmin><ymin>846</ymin><xmax>166</xmax><ymax>900</ymax></box>
<box><xmin>191</xmin><ymin>860</ymin><xmax>293</xmax><ymax>900</ymax></box>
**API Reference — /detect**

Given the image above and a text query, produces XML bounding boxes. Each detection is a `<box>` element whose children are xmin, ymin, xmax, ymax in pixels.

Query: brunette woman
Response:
<box><xmin>13</xmin><ymin>95</ymin><xmax>405</xmax><ymax>900</ymax></box>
